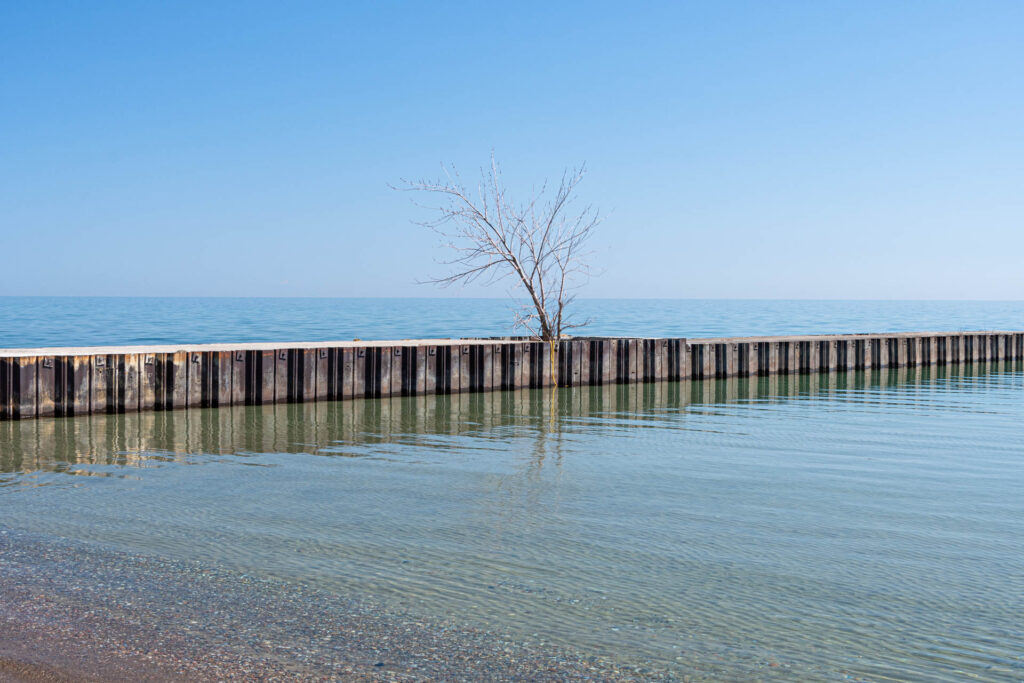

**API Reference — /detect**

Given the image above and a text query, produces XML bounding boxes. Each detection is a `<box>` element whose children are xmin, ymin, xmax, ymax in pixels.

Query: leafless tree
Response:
<box><xmin>398</xmin><ymin>155</ymin><xmax>599</xmax><ymax>341</ymax></box>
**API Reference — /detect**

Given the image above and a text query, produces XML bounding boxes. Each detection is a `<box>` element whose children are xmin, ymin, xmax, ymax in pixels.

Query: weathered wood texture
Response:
<box><xmin>2</xmin><ymin>331</ymin><xmax>1022</xmax><ymax>421</ymax></box>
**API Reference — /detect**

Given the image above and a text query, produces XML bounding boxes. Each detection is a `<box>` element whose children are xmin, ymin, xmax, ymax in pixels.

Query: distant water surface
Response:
<box><xmin>0</xmin><ymin>297</ymin><xmax>1022</xmax><ymax>348</ymax></box>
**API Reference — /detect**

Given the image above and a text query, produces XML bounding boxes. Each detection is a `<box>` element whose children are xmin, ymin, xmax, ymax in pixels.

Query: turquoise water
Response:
<box><xmin>3</xmin><ymin>363</ymin><xmax>1023</xmax><ymax>680</ymax></box>
<box><xmin>1</xmin><ymin>296</ymin><xmax>1022</xmax><ymax>347</ymax></box>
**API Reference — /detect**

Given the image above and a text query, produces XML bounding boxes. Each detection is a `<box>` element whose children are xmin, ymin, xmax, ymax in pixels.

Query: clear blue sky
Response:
<box><xmin>2</xmin><ymin>2</ymin><xmax>1022</xmax><ymax>299</ymax></box>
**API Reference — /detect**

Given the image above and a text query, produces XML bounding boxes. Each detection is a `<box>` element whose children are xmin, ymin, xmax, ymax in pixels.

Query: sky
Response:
<box><xmin>1</xmin><ymin>2</ymin><xmax>1022</xmax><ymax>299</ymax></box>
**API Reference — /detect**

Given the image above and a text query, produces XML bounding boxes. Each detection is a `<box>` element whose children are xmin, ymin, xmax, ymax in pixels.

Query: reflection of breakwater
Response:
<box><xmin>3</xmin><ymin>360</ymin><xmax>1018</xmax><ymax>477</ymax></box>
<box><xmin>1</xmin><ymin>331</ymin><xmax>1022</xmax><ymax>422</ymax></box>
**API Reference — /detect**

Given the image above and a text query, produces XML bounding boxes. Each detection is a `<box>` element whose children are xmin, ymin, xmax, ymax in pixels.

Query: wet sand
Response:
<box><xmin>0</xmin><ymin>528</ymin><xmax>679</xmax><ymax>682</ymax></box>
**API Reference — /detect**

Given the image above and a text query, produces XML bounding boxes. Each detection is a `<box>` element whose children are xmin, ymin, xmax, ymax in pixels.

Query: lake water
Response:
<box><xmin>2</xmin><ymin>298</ymin><xmax>1023</xmax><ymax>679</ymax></box>
<box><xmin>1</xmin><ymin>297</ymin><xmax>1023</xmax><ymax>347</ymax></box>
<box><xmin>3</xmin><ymin>360</ymin><xmax>1023</xmax><ymax>680</ymax></box>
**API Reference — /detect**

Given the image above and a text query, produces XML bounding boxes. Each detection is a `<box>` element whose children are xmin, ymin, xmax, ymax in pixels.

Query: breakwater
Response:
<box><xmin>0</xmin><ymin>331</ymin><xmax>1021</xmax><ymax>421</ymax></box>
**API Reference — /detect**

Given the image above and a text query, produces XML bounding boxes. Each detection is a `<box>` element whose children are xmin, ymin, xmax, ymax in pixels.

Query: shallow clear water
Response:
<box><xmin>3</xmin><ymin>362</ymin><xmax>1023</xmax><ymax>680</ymax></box>
<box><xmin>1</xmin><ymin>296</ymin><xmax>1022</xmax><ymax>347</ymax></box>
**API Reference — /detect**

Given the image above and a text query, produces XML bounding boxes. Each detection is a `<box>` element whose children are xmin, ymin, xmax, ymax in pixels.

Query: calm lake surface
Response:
<box><xmin>1</xmin><ymin>297</ymin><xmax>1023</xmax><ymax>347</ymax></box>
<box><xmin>2</xmin><ymin>298</ymin><xmax>1023</xmax><ymax>679</ymax></box>
<box><xmin>3</xmin><ymin>362</ymin><xmax>1023</xmax><ymax>680</ymax></box>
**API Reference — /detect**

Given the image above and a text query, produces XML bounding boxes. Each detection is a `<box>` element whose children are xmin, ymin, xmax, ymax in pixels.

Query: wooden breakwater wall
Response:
<box><xmin>0</xmin><ymin>331</ymin><xmax>1021</xmax><ymax>421</ymax></box>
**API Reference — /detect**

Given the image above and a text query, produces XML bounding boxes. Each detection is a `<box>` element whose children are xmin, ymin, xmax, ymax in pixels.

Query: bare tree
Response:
<box><xmin>398</xmin><ymin>155</ymin><xmax>599</xmax><ymax>341</ymax></box>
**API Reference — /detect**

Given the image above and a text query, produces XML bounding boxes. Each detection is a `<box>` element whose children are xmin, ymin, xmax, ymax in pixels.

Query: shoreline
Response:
<box><xmin>0</xmin><ymin>527</ymin><xmax>682</xmax><ymax>682</ymax></box>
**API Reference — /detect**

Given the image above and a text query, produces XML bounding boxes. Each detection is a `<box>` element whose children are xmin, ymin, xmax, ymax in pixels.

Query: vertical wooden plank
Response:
<box><xmin>140</xmin><ymin>355</ymin><xmax>156</xmax><ymax>412</ymax></box>
<box><xmin>664</xmin><ymin>339</ymin><xmax>677</xmax><ymax>381</ymax></box>
<box><xmin>352</xmin><ymin>347</ymin><xmax>366</xmax><ymax>398</ymax></box>
<box><xmin>424</xmin><ymin>346</ymin><xmax>437</xmax><ymax>395</ymax></box>
<box><xmin>91</xmin><ymin>355</ymin><xmax>112</xmax><ymax>414</ymax></box>
<box><xmin>517</xmin><ymin>343</ymin><xmax>529</xmax><ymax>389</ymax></box>
<box><xmin>747</xmin><ymin>343</ymin><xmax>758</xmax><ymax>378</ymax></box>
<box><xmin>217</xmin><ymin>350</ymin><xmax>232</xmax><ymax>407</ymax></box>
<box><xmin>808</xmin><ymin>341</ymin><xmax>819</xmax><ymax>374</ymax></box>
<box><xmin>314</xmin><ymin>348</ymin><xmax>329</xmax><ymax>402</ymax></box>
<box><xmin>503</xmin><ymin>343</ymin><xmax>514</xmax><ymax>390</ymax></box>
<box><xmin>302</xmin><ymin>349</ymin><xmax>316</xmax><ymax>402</ymax></box>
<box><xmin>580</xmin><ymin>340</ymin><xmax>592</xmax><ymax>386</ymax></box>
<box><xmin>153</xmin><ymin>353</ymin><xmax>169</xmax><ymax>410</ymax></box>
<box><xmin>275</xmin><ymin>349</ymin><xmax>290</xmax><ymax>403</ymax></box>
<box><xmin>654</xmin><ymin>340</ymin><xmax>666</xmax><ymax>381</ymax></box>
<box><xmin>122</xmin><ymin>353</ymin><xmax>140</xmax><ymax>413</ymax></box>
<box><xmin>415</xmin><ymin>346</ymin><xmax>427</xmax><ymax>395</ymax></box>
<box><xmin>496</xmin><ymin>344</ymin><xmax>507</xmax><ymax>391</ymax></box>
<box><xmin>627</xmin><ymin>339</ymin><xmax>639</xmax><ymax>383</ymax></box>
<box><xmin>533</xmin><ymin>342</ymin><xmax>545</xmax><ymax>387</ymax></box>
<box><xmin>377</xmin><ymin>346</ymin><xmax>391</xmax><ymax>398</ymax></box>
<box><xmin>459</xmin><ymin>345</ymin><xmax>472</xmax><ymax>393</ymax></box>
<box><xmin>497</xmin><ymin>343</ymin><xmax>507</xmax><ymax>391</ymax></box>
<box><xmin>499</xmin><ymin>342</ymin><xmax>509</xmax><ymax>390</ymax></box>
<box><xmin>326</xmin><ymin>348</ymin><xmax>339</xmax><ymax>400</ymax></box>
<box><xmin>449</xmin><ymin>346</ymin><xmax>461</xmax><ymax>393</ymax></box>
<box><xmin>0</xmin><ymin>359</ymin><xmax>10</xmax><ymax>421</ymax></box>
<box><xmin>562</xmin><ymin>340</ymin><xmax>574</xmax><ymax>386</ymax></box>
<box><xmin>37</xmin><ymin>356</ymin><xmax>56</xmax><ymax>418</ymax></box>
<box><xmin>518</xmin><ymin>342</ymin><xmax>529</xmax><ymax>389</ymax></box>
<box><xmin>17</xmin><ymin>357</ymin><xmax>38</xmax><ymax>419</ymax></box>
<box><xmin>260</xmin><ymin>350</ymin><xmax>276</xmax><ymax>404</ymax></box>
<box><xmin>482</xmin><ymin>344</ymin><xmax>494</xmax><ymax>392</ymax></box>
<box><xmin>620</xmin><ymin>339</ymin><xmax>631</xmax><ymax>383</ymax></box>
<box><xmin>341</xmin><ymin>348</ymin><xmax>354</xmax><ymax>400</ymax></box>
<box><xmin>229</xmin><ymin>350</ymin><xmax>246</xmax><ymax>406</ymax></box>
<box><xmin>568</xmin><ymin>341</ymin><xmax>580</xmax><ymax>386</ymax></box>
<box><xmin>600</xmin><ymin>340</ymin><xmax>613</xmax><ymax>384</ymax></box>
<box><xmin>681</xmin><ymin>342</ymin><xmax>692</xmax><ymax>380</ymax></box>
<box><xmin>700</xmin><ymin>343</ymin><xmax>712</xmax><ymax>380</ymax></box>
<box><xmin>394</xmin><ymin>347</ymin><xmax>407</xmax><ymax>397</ymax></box>
<box><xmin>186</xmin><ymin>352</ymin><xmax>203</xmax><ymax>408</ymax></box>
<box><xmin>170</xmin><ymin>352</ymin><xmax>188</xmax><ymax>409</ymax></box>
